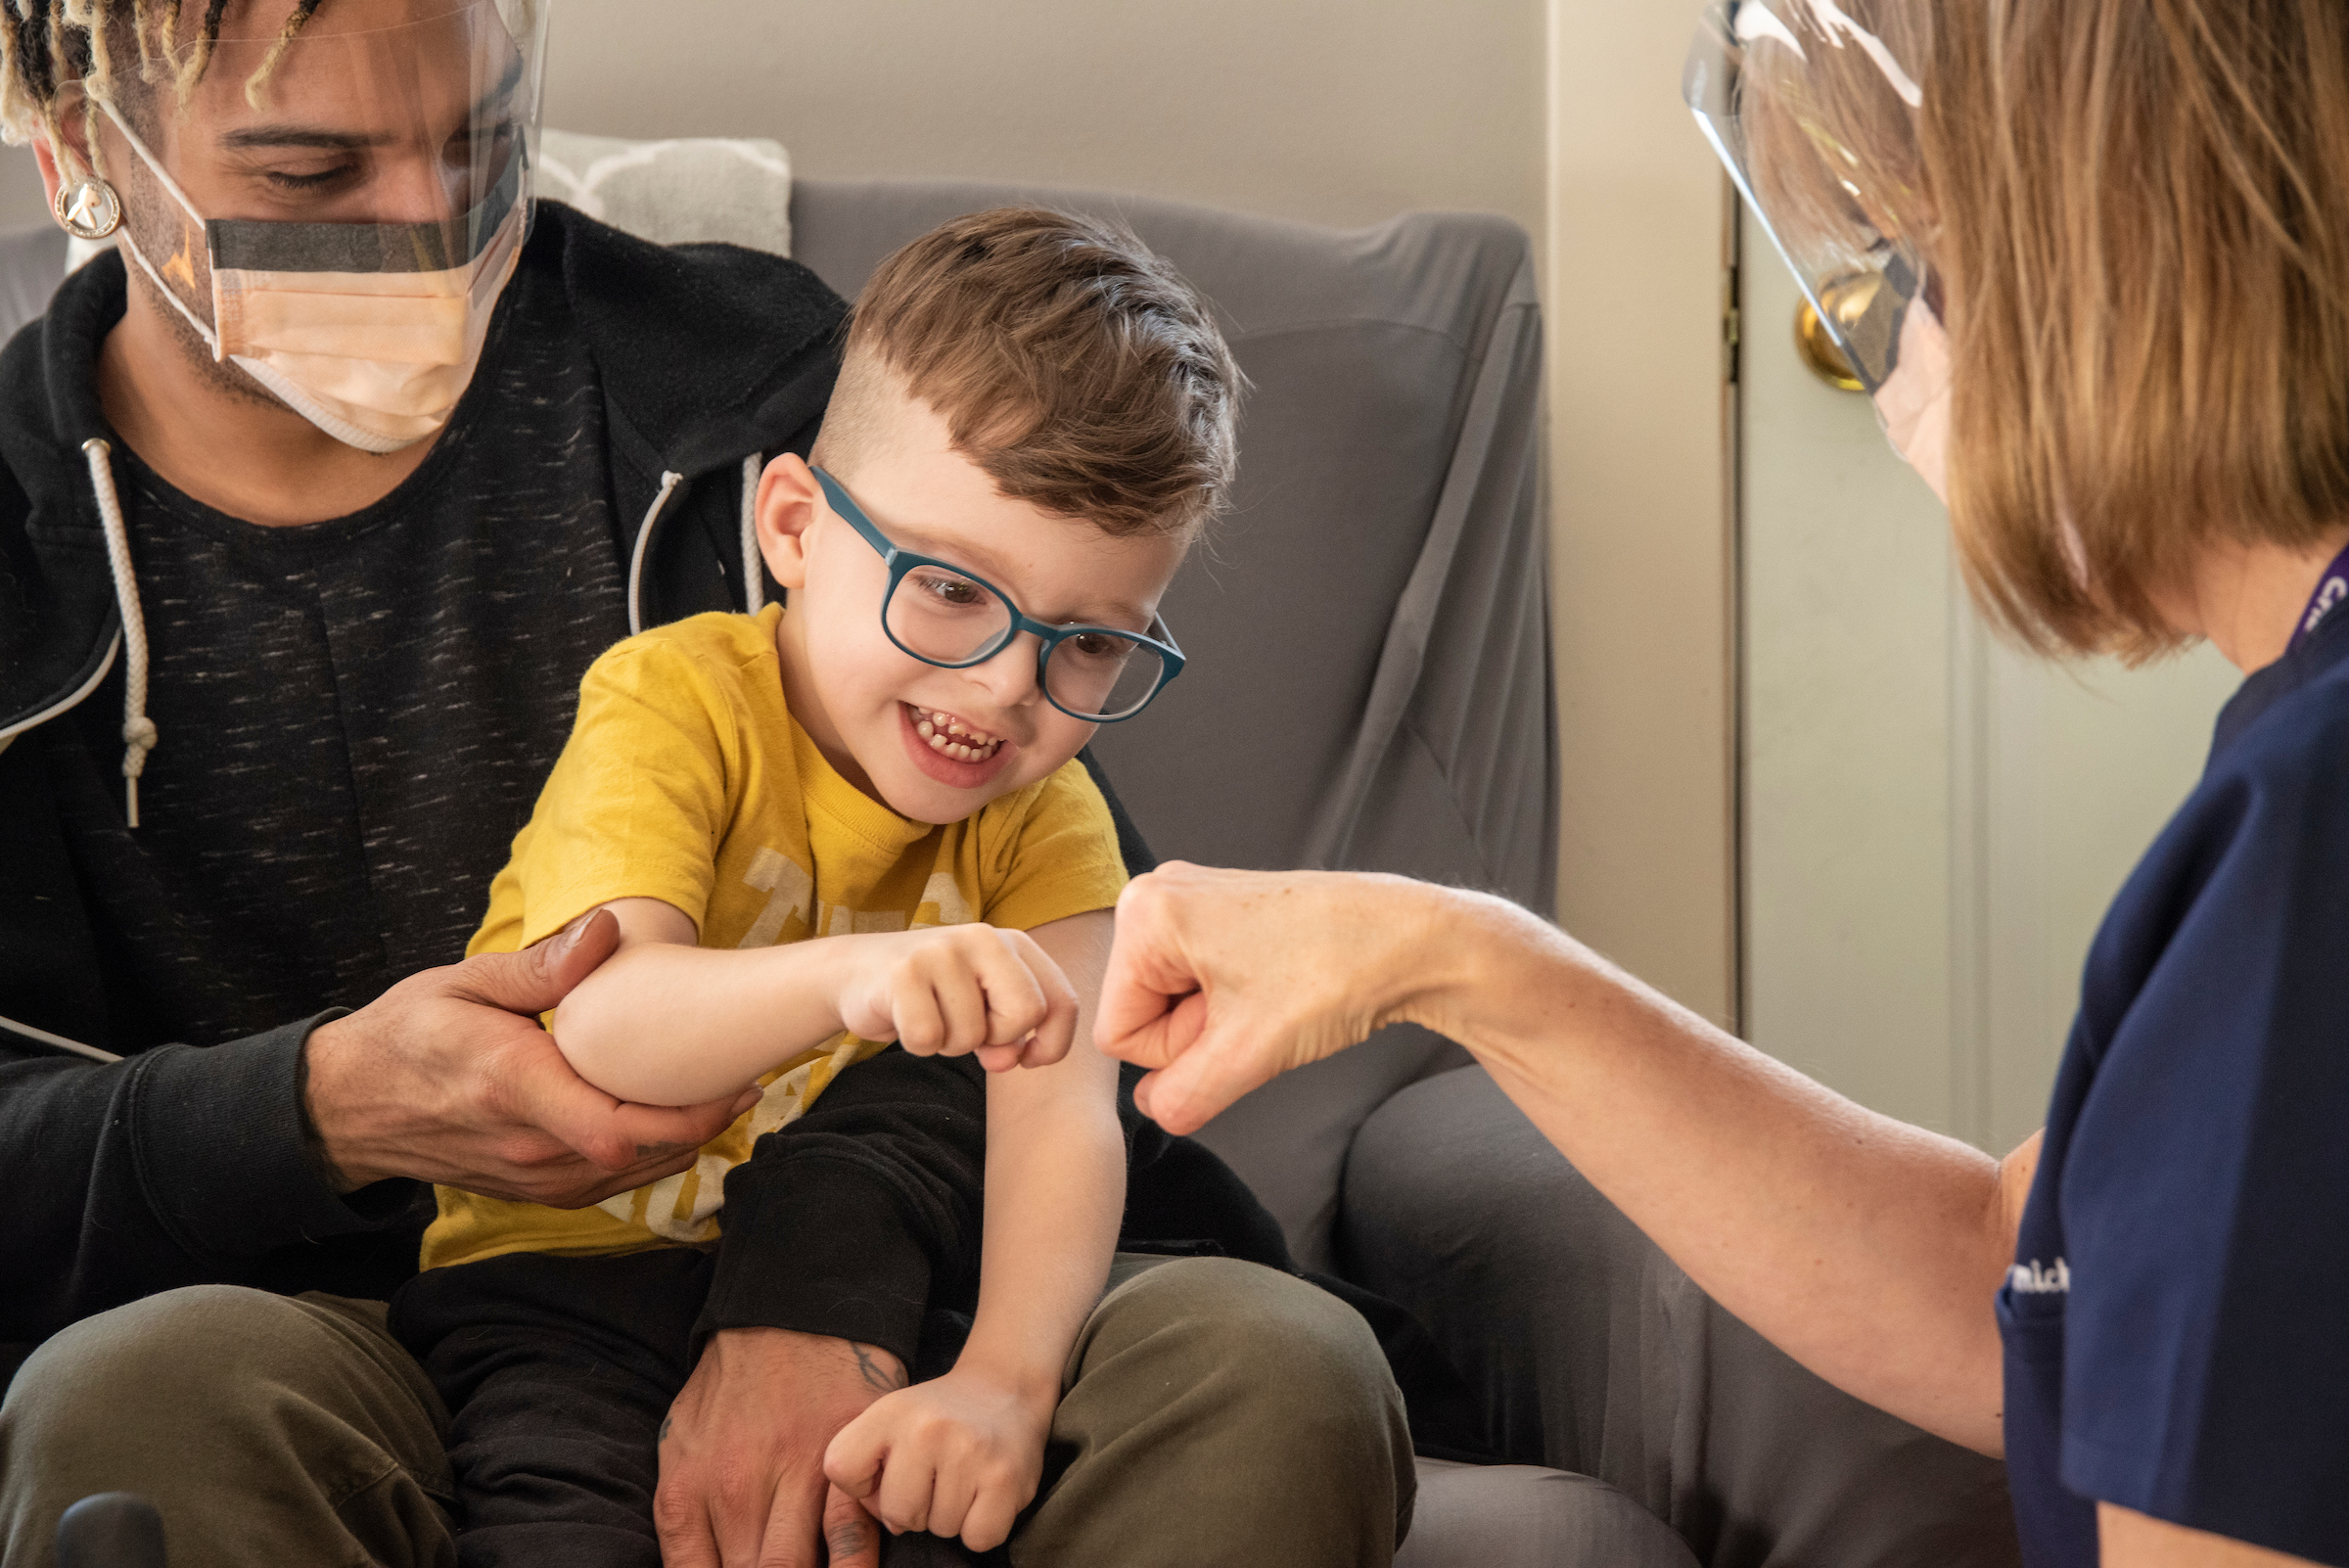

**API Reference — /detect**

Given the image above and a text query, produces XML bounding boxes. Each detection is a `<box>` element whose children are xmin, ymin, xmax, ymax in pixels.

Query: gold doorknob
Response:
<box><xmin>1793</xmin><ymin>271</ymin><xmax>1881</xmax><ymax>392</ymax></box>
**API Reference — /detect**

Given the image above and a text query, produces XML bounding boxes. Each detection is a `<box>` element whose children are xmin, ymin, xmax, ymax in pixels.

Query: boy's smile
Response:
<box><xmin>901</xmin><ymin>701</ymin><xmax>1013</xmax><ymax>785</ymax></box>
<box><xmin>756</xmin><ymin>383</ymin><xmax>1186</xmax><ymax>825</ymax></box>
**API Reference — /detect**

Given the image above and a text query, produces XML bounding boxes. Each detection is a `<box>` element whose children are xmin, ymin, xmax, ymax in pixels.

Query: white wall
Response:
<box><xmin>0</xmin><ymin>2</ymin><xmax>1546</xmax><ymax>244</ymax></box>
<box><xmin>0</xmin><ymin>135</ymin><xmax>43</xmax><ymax>228</ymax></box>
<box><xmin>1545</xmin><ymin>0</ymin><xmax>1738</xmax><ymax>1026</ymax></box>
<box><xmin>544</xmin><ymin>1</ymin><xmax>1543</xmax><ymax>242</ymax></box>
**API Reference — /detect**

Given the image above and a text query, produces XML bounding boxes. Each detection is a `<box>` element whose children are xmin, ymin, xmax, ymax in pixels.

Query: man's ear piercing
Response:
<box><xmin>55</xmin><ymin>176</ymin><xmax>123</xmax><ymax>241</ymax></box>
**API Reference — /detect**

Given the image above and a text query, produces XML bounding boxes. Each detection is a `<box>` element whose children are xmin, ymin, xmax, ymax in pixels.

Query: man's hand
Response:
<box><xmin>823</xmin><ymin>1365</ymin><xmax>1052</xmax><ymax>1552</ymax></box>
<box><xmin>303</xmin><ymin>908</ymin><xmax>760</xmax><ymax>1200</ymax></box>
<box><xmin>1097</xmin><ymin>862</ymin><xmax>1458</xmax><ymax>1133</ymax></box>
<box><xmin>832</xmin><ymin>923</ymin><xmax>1079</xmax><ymax>1075</ymax></box>
<box><xmin>656</xmin><ymin>1327</ymin><xmax>904</xmax><ymax>1568</ymax></box>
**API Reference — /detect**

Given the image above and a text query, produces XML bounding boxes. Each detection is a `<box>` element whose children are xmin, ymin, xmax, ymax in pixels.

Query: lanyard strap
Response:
<box><xmin>2287</xmin><ymin>537</ymin><xmax>2349</xmax><ymax>656</ymax></box>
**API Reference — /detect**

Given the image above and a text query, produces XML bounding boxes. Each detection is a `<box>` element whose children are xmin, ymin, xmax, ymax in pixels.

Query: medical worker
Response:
<box><xmin>1098</xmin><ymin>1</ymin><xmax>2349</xmax><ymax>1563</ymax></box>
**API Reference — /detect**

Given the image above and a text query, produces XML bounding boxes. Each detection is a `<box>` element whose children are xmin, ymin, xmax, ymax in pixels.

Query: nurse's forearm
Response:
<box><xmin>1411</xmin><ymin>887</ymin><xmax>2017</xmax><ymax>1455</ymax></box>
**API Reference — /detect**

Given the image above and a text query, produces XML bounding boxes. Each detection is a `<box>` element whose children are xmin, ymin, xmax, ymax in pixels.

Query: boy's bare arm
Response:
<box><xmin>967</xmin><ymin>909</ymin><xmax>1125</xmax><ymax>1394</ymax></box>
<box><xmin>823</xmin><ymin>908</ymin><xmax>1126</xmax><ymax>1550</ymax></box>
<box><xmin>547</xmin><ymin>898</ymin><xmax>1080</xmax><ymax>1106</ymax></box>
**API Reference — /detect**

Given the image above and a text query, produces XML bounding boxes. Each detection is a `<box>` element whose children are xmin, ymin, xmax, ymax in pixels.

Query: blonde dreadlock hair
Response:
<box><xmin>3</xmin><ymin>0</ymin><xmax>341</xmax><ymax>160</ymax></box>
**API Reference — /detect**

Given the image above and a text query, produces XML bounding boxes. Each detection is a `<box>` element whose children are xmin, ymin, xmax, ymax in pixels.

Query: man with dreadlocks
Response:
<box><xmin>0</xmin><ymin>4</ymin><xmax>1420</xmax><ymax>1567</ymax></box>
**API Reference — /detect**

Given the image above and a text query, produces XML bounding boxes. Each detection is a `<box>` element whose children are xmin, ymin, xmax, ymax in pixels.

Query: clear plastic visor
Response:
<box><xmin>1682</xmin><ymin>0</ymin><xmax>1932</xmax><ymax>394</ymax></box>
<box><xmin>72</xmin><ymin>0</ymin><xmax>546</xmax><ymax>280</ymax></box>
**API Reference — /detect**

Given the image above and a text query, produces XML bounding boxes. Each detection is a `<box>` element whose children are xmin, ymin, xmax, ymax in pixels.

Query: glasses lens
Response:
<box><xmin>1045</xmin><ymin>632</ymin><xmax>1167</xmax><ymax>720</ymax></box>
<box><xmin>887</xmin><ymin>564</ymin><xmax>1013</xmax><ymax>665</ymax></box>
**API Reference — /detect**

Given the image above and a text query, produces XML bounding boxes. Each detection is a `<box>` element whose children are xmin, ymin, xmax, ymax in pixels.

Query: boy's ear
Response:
<box><xmin>755</xmin><ymin>453</ymin><xmax>824</xmax><ymax>590</ymax></box>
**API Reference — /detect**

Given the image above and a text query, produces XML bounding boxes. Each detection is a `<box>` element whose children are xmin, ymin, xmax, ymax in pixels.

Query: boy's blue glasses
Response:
<box><xmin>811</xmin><ymin>467</ymin><xmax>1185</xmax><ymax>722</ymax></box>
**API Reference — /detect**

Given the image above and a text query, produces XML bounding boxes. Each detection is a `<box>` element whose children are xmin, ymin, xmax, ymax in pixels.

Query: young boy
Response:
<box><xmin>389</xmin><ymin>206</ymin><xmax>1241</xmax><ymax>1561</ymax></box>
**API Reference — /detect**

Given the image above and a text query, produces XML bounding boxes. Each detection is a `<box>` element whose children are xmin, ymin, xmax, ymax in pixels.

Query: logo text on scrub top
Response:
<box><xmin>2305</xmin><ymin>574</ymin><xmax>2348</xmax><ymax>636</ymax></box>
<box><xmin>2008</xmin><ymin>1258</ymin><xmax>2071</xmax><ymax>1294</ymax></box>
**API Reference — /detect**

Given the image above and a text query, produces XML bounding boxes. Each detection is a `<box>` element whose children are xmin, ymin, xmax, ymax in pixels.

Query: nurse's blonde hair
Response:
<box><xmin>1761</xmin><ymin>0</ymin><xmax>2349</xmax><ymax>659</ymax></box>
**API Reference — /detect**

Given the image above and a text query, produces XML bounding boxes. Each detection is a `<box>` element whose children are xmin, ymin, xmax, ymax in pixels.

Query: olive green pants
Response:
<box><xmin>0</xmin><ymin>1255</ymin><xmax>1413</xmax><ymax>1568</ymax></box>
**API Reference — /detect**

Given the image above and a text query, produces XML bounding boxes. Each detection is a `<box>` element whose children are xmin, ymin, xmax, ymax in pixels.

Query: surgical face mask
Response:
<box><xmin>102</xmin><ymin>97</ymin><xmax>526</xmax><ymax>453</ymax></box>
<box><xmin>1872</xmin><ymin>297</ymin><xmax>1950</xmax><ymax>502</ymax></box>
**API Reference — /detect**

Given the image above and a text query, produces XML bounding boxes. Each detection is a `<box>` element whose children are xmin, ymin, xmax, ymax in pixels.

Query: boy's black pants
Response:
<box><xmin>389</xmin><ymin>1250</ymin><xmax>989</xmax><ymax>1568</ymax></box>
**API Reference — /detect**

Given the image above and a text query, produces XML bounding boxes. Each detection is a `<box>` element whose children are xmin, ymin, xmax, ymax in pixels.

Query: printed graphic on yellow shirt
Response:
<box><xmin>422</xmin><ymin>608</ymin><xmax>1127</xmax><ymax>1271</ymax></box>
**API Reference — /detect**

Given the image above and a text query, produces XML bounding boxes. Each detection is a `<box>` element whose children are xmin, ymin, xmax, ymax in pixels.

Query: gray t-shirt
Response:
<box><xmin>64</xmin><ymin>262</ymin><xmax>629</xmax><ymax>1045</ymax></box>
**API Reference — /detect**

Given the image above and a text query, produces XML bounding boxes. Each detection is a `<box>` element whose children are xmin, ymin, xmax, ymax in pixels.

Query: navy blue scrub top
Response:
<box><xmin>2001</xmin><ymin>605</ymin><xmax>2349</xmax><ymax>1564</ymax></box>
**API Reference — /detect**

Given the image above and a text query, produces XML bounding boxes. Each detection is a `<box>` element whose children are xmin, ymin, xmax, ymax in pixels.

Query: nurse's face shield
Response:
<box><xmin>1684</xmin><ymin>0</ymin><xmax>1952</xmax><ymax>494</ymax></box>
<box><xmin>63</xmin><ymin>0</ymin><xmax>547</xmax><ymax>447</ymax></box>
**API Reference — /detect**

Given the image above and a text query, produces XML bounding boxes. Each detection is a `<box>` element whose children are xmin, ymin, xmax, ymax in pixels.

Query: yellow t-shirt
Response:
<box><xmin>422</xmin><ymin>606</ymin><xmax>1128</xmax><ymax>1270</ymax></box>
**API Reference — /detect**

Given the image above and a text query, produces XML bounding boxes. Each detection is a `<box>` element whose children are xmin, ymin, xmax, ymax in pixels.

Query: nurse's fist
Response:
<box><xmin>1096</xmin><ymin>862</ymin><xmax>1457</xmax><ymax>1133</ymax></box>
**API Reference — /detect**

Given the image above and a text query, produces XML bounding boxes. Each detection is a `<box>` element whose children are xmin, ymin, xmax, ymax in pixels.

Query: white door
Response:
<box><xmin>1736</xmin><ymin>208</ymin><xmax>2241</xmax><ymax>1153</ymax></box>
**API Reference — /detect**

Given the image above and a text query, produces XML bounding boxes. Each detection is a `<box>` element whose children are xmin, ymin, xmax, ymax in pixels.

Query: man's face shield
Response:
<box><xmin>1684</xmin><ymin>0</ymin><xmax>1952</xmax><ymax>496</ymax></box>
<box><xmin>66</xmin><ymin>0</ymin><xmax>548</xmax><ymax>450</ymax></box>
<box><xmin>97</xmin><ymin>0</ymin><xmax>545</xmax><ymax>270</ymax></box>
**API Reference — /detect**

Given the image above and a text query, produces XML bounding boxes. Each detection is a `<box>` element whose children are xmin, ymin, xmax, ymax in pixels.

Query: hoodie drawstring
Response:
<box><xmin>628</xmin><ymin>470</ymin><xmax>683</xmax><ymax>636</ymax></box>
<box><xmin>739</xmin><ymin>452</ymin><xmax>764</xmax><ymax>615</ymax></box>
<box><xmin>82</xmin><ymin>438</ymin><xmax>157</xmax><ymax>829</ymax></box>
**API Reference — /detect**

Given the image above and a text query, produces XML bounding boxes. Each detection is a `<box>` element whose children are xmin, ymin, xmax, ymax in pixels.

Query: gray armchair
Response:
<box><xmin>0</xmin><ymin>168</ymin><xmax>1686</xmax><ymax>1564</ymax></box>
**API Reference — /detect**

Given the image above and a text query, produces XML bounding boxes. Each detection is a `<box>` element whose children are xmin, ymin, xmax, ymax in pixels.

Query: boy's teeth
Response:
<box><xmin>911</xmin><ymin>705</ymin><xmax>1002</xmax><ymax>761</ymax></box>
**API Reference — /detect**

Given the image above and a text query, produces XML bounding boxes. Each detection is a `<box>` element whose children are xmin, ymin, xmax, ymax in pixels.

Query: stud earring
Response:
<box><xmin>55</xmin><ymin>175</ymin><xmax>123</xmax><ymax>241</ymax></box>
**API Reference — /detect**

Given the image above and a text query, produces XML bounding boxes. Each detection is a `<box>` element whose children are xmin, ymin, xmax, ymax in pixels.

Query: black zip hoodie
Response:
<box><xmin>0</xmin><ymin>202</ymin><xmax>890</xmax><ymax>1352</ymax></box>
<box><xmin>0</xmin><ymin>203</ymin><xmax>1490</xmax><ymax>1459</ymax></box>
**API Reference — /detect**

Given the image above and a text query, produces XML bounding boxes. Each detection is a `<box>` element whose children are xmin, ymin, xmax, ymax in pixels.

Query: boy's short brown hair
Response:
<box><xmin>814</xmin><ymin>206</ymin><xmax>1243</xmax><ymax>539</ymax></box>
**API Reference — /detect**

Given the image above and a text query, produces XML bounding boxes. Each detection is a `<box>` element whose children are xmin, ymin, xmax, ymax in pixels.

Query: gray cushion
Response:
<box><xmin>1403</xmin><ymin>1460</ymin><xmax>1701</xmax><ymax>1568</ymax></box>
<box><xmin>1344</xmin><ymin>1065</ymin><xmax>1637</xmax><ymax>1469</ymax></box>
<box><xmin>535</xmin><ymin>130</ymin><xmax>795</xmax><ymax>255</ymax></box>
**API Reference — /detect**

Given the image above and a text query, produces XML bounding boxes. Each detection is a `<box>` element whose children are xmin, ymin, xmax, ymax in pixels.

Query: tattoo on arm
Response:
<box><xmin>852</xmin><ymin>1342</ymin><xmax>907</xmax><ymax>1393</ymax></box>
<box><xmin>658</xmin><ymin>1412</ymin><xmax>671</xmax><ymax>1442</ymax></box>
<box><xmin>827</xmin><ymin>1507</ymin><xmax>875</xmax><ymax>1558</ymax></box>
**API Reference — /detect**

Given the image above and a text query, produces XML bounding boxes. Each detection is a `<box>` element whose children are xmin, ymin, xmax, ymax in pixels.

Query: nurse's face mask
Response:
<box><xmin>1683</xmin><ymin>0</ymin><xmax>1950</xmax><ymax>501</ymax></box>
<box><xmin>73</xmin><ymin>0</ymin><xmax>548</xmax><ymax>453</ymax></box>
